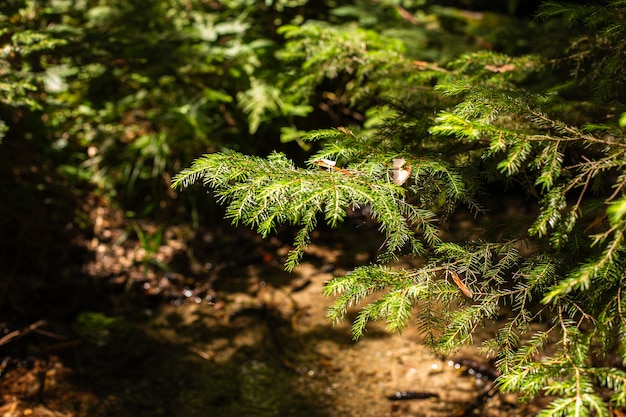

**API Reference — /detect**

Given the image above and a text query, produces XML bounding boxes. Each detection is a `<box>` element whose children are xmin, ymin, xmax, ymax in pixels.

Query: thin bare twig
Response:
<box><xmin>0</xmin><ymin>320</ymin><xmax>46</xmax><ymax>346</ymax></box>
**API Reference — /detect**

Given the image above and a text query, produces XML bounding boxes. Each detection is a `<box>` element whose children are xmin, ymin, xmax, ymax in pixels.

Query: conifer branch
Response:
<box><xmin>173</xmin><ymin>5</ymin><xmax>626</xmax><ymax>412</ymax></box>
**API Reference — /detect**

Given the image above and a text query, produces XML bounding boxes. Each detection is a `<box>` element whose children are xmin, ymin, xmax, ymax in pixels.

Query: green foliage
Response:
<box><xmin>4</xmin><ymin>0</ymin><xmax>626</xmax><ymax>413</ymax></box>
<box><xmin>175</xmin><ymin>1</ymin><xmax>626</xmax><ymax>414</ymax></box>
<box><xmin>0</xmin><ymin>0</ymin><xmax>323</xmax><ymax>214</ymax></box>
<box><xmin>131</xmin><ymin>222</ymin><xmax>170</xmax><ymax>274</ymax></box>
<box><xmin>73</xmin><ymin>311</ymin><xmax>132</xmax><ymax>347</ymax></box>
<box><xmin>172</xmin><ymin>139</ymin><xmax>446</xmax><ymax>268</ymax></box>
<box><xmin>538</xmin><ymin>1</ymin><xmax>626</xmax><ymax>100</ymax></box>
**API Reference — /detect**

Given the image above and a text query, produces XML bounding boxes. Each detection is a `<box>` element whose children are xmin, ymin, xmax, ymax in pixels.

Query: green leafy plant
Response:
<box><xmin>73</xmin><ymin>311</ymin><xmax>132</xmax><ymax>347</ymax></box>
<box><xmin>131</xmin><ymin>222</ymin><xmax>170</xmax><ymax>275</ymax></box>
<box><xmin>1</xmin><ymin>0</ymin><xmax>325</xmax><ymax>216</ymax></box>
<box><xmin>174</xmin><ymin>2</ymin><xmax>626</xmax><ymax>415</ymax></box>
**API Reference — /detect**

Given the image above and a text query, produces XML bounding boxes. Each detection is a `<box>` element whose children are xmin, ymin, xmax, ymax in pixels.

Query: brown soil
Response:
<box><xmin>0</xmin><ymin>205</ymin><xmax>548</xmax><ymax>417</ymax></box>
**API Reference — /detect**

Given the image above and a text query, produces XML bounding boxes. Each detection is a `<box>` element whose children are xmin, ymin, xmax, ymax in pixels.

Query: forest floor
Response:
<box><xmin>0</xmin><ymin>203</ymin><xmax>551</xmax><ymax>417</ymax></box>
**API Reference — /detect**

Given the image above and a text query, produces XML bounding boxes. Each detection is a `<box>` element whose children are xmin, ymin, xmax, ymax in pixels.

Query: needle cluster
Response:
<box><xmin>174</xmin><ymin>2</ymin><xmax>626</xmax><ymax>414</ymax></box>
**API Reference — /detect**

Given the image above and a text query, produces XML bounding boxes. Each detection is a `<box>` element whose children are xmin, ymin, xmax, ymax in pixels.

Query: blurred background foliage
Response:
<box><xmin>1</xmin><ymin>0</ymin><xmax>548</xmax><ymax>314</ymax></box>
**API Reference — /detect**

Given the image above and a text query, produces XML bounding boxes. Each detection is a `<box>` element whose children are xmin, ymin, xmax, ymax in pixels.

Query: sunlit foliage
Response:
<box><xmin>175</xmin><ymin>2</ymin><xmax>626</xmax><ymax>415</ymax></box>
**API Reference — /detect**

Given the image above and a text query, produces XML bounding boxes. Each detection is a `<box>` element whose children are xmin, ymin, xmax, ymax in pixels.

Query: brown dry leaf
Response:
<box><xmin>484</xmin><ymin>64</ymin><xmax>516</xmax><ymax>73</ymax></box>
<box><xmin>450</xmin><ymin>271</ymin><xmax>473</xmax><ymax>298</ymax></box>
<box><xmin>584</xmin><ymin>213</ymin><xmax>607</xmax><ymax>232</ymax></box>
<box><xmin>337</xmin><ymin>126</ymin><xmax>353</xmax><ymax>135</ymax></box>
<box><xmin>313</xmin><ymin>158</ymin><xmax>337</xmax><ymax>170</ymax></box>
<box><xmin>392</xmin><ymin>158</ymin><xmax>411</xmax><ymax>185</ymax></box>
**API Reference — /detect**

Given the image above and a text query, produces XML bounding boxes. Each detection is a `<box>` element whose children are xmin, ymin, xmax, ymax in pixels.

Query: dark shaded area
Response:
<box><xmin>0</xmin><ymin>310</ymin><xmax>333</xmax><ymax>417</ymax></box>
<box><xmin>0</xmin><ymin>131</ymin><xmax>99</xmax><ymax>323</ymax></box>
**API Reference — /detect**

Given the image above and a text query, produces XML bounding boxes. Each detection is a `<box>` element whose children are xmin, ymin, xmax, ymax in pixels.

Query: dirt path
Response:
<box><xmin>0</xmin><ymin>218</ymin><xmax>544</xmax><ymax>417</ymax></box>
